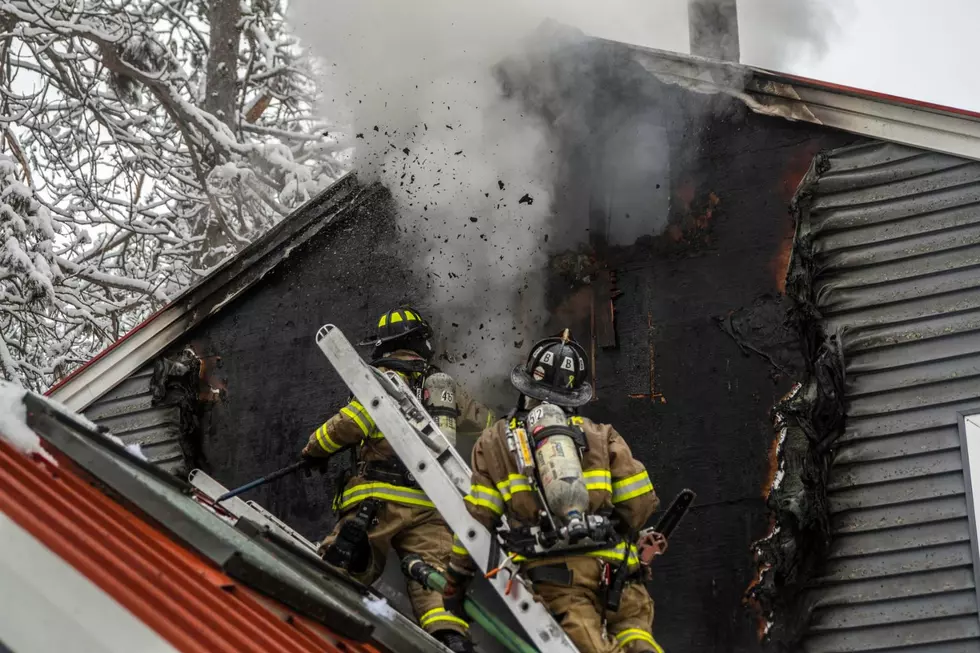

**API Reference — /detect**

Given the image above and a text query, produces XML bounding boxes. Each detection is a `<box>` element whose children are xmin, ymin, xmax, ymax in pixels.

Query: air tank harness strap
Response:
<box><xmin>525</xmin><ymin>564</ymin><xmax>574</xmax><ymax>586</ymax></box>
<box><xmin>530</xmin><ymin>424</ymin><xmax>588</xmax><ymax>452</ymax></box>
<box><xmin>361</xmin><ymin>460</ymin><xmax>419</xmax><ymax>488</ymax></box>
<box><xmin>602</xmin><ymin>547</ymin><xmax>636</xmax><ymax>615</ymax></box>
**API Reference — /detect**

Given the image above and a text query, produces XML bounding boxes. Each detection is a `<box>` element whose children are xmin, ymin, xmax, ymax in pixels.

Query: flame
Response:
<box><xmin>666</xmin><ymin>186</ymin><xmax>720</xmax><ymax>246</ymax></box>
<box><xmin>769</xmin><ymin>144</ymin><xmax>822</xmax><ymax>293</ymax></box>
<box><xmin>763</xmin><ymin>428</ymin><xmax>783</xmax><ymax>496</ymax></box>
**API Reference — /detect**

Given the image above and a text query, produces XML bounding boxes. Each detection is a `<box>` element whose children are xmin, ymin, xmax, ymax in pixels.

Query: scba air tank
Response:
<box><xmin>526</xmin><ymin>403</ymin><xmax>589</xmax><ymax>535</ymax></box>
<box><xmin>422</xmin><ymin>372</ymin><xmax>458</xmax><ymax>446</ymax></box>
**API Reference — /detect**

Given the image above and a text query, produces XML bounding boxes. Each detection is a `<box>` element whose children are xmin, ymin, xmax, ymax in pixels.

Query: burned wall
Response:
<box><xmin>170</xmin><ymin>40</ymin><xmax>859</xmax><ymax>653</ymax></box>
<box><xmin>180</xmin><ymin>188</ymin><xmax>421</xmax><ymax>538</ymax></box>
<box><xmin>501</xmin><ymin>38</ymin><xmax>859</xmax><ymax>651</ymax></box>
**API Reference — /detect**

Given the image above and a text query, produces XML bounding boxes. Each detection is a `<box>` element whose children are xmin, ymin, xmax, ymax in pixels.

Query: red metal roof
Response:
<box><xmin>0</xmin><ymin>438</ymin><xmax>379</xmax><ymax>653</ymax></box>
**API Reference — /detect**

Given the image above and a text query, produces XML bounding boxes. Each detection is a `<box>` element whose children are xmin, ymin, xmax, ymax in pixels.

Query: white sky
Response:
<box><xmin>552</xmin><ymin>0</ymin><xmax>980</xmax><ymax>113</ymax></box>
<box><xmin>775</xmin><ymin>1</ymin><xmax>980</xmax><ymax>112</ymax></box>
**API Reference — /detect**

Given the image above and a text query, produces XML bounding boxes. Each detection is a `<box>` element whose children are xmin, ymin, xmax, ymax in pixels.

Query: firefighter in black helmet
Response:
<box><xmin>509</xmin><ymin>330</ymin><xmax>594</xmax><ymax>408</ymax></box>
<box><xmin>447</xmin><ymin>330</ymin><xmax>664</xmax><ymax>653</ymax></box>
<box><xmin>358</xmin><ymin>305</ymin><xmax>436</xmax><ymax>360</ymax></box>
<box><xmin>301</xmin><ymin>306</ymin><xmax>493</xmax><ymax>653</ymax></box>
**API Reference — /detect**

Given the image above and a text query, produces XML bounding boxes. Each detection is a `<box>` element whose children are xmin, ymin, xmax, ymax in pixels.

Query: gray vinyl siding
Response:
<box><xmin>82</xmin><ymin>365</ymin><xmax>186</xmax><ymax>474</ymax></box>
<box><xmin>800</xmin><ymin>141</ymin><xmax>980</xmax><ymax>651</ymax></box>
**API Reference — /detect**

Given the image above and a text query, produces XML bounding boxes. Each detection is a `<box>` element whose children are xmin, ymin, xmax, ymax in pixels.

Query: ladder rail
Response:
<box><xmin>316</xmin><ymin>324</ymin><xmax>578</xmax><ymax>653</ymax></box>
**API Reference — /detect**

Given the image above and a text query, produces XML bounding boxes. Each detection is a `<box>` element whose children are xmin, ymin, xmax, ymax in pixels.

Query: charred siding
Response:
<box><xmin>82</xmin><ymin>365</ymin><xmax>186</xmax><ymax>474</ymax></box>
<box><xmin>800</xmin><ymin>142</ymin><xmax>980</xmax><ymax>652</ymax></box>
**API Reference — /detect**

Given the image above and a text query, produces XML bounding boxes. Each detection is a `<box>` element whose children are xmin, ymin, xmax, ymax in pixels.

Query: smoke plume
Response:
<box><xmin>738</xmin><ymin>0</ymin><xmax>851</xmax><ymax>68</ymax></box>
<box><xmin>287</xmin><ymin>1</ymin><xmax>667</xmax><ymax>407</ymax></box>
<box><xmin>287</xmin><ymin>0</ymin><xmax>845</xmax><ymax>408</ymax></box>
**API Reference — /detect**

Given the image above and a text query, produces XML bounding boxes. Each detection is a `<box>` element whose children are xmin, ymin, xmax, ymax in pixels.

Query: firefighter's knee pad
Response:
<box><xmin>323</xmin><ymin>499</ymin><xmax>381</xmax><ymax>574</ymax></box>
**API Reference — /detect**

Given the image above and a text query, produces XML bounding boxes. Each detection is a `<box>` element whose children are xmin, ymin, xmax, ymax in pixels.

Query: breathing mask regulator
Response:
<box><xmin>506</xmin><ymin>402</ymin><xmax>617</xmax><ymax>554</ymax></box>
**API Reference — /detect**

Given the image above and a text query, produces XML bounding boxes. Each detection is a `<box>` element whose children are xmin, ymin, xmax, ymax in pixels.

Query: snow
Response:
<box><xmin>105</xmin><ymin>433</ymin><xmax>149</xmax><ymax>462</ymax></box>
<box><xmin>0</xmin><ymin>381</ymin><xmax>57</xmax><ymax>464</ymax></box>
<box><xmin>0</xmin><ymin>3</ymin><xmax>344</xmax><ymax>393</ymax></box>
<box><xmin>361</xmin><ymin>593</ymin><xmax>396</xmax><ymax>620</ymax></box>
<box><xmin>27</xmin><ymin>392</ymin><xmax>148</xmax><ymax>462</ymax></box>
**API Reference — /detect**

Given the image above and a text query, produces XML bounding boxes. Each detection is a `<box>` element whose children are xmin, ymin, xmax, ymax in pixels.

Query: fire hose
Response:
<box><xmin>402</xmin><ymin>555</ymin><xmax>537</xmax><ymax>653</ymax></box>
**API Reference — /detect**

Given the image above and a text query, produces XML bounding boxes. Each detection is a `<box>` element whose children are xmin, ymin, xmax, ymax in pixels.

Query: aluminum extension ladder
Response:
<box><xmin>316</xmin><ymin>324</ymin><xmax>578</xmax><ymax>653</ymax></box>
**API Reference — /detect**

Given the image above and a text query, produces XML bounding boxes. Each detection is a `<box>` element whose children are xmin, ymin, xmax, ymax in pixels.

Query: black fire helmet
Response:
<box><xmin>358</xmin><ymin>306</ymin><xmax>434</xmax><ymax>360</ymax></box>
<box><xmin>510</xmin><ymin>329</ymin><xmax>592</xmax><ymax>407</ymax></box>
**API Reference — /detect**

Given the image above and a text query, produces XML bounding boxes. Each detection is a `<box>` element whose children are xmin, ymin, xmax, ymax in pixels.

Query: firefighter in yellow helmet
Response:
<box><xmin>301</xmin><ymin>307</ymin><xmax>494</xmax><ymax>653</ymax></box>
<box><xmin>445</xmin><ymin>330</ymin><xmax>664</xmax><ymax>653</ymax></box>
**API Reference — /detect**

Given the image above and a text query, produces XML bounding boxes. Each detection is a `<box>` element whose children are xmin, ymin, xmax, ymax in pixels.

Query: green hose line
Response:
<box><xmin>425</xmin><ymin>571</ymin><xmax>448</xmax><ymax>592</ymax></box>
<box><xmin>463</xmin><ymin>597</ymin><xmax>537</xmax><ymax>653</ymax></box>
<box><xmin>420</xmin><ymin>568</ymin><xmax>536</xmax><ymax>653</ymax></box>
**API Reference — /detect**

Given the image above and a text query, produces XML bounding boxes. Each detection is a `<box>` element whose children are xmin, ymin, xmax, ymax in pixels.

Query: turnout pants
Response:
<box><xmin>320</xmin><ymin>501</ymin><xmax>468</xmax><ymax>636</ymax></box>
<box><xmin>527</xmin><ymin>556</ymin><xmax>662</xmax><ymax>653</ymax></box>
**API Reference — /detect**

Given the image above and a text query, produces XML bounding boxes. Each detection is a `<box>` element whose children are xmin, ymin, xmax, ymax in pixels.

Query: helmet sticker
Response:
<box><xmin>540</xmin><ymin>351</ymin><xmax>554</xmax><ymax>365</ymax></box>
<box><xmin>560</xmin><ymin>356</ymin><xmax>575</xmax><ymax>371</ymax></box>
<box><xmin>566</xmin><ymin>375</ymin><xmax>575</xmax><ymax>388</ymax></box>
<box><xmin>533</xmin><ymin>365</ymin><xmax>547</xmax><ymax>381</ymax></box>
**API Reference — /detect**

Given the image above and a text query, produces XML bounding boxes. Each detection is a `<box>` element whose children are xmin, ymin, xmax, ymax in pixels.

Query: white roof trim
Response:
<box><xmin>629</xmin><ymin>45</ymin><xmax>980</xmax><ymax>162</ymax></box>
<box><xmin>46</xmin><ymin>172</ymin><xmax>365</xmax><ymax>412</ymax></box>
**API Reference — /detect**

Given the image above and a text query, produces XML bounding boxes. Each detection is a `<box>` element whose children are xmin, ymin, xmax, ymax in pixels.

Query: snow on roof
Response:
<box><xmin>46</xmin><ymin>43</ymin><xmax>980</xmax><ymax>412</ymax></box>
<box><xmin>0</xmin><ymin>380</ymin><xmax>55</xmax><ymax>464</ymax></box>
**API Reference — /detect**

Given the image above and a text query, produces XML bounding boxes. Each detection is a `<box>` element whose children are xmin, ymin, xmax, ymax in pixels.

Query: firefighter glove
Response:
<box><xmin>442</xmin><ymin>567</ymin><xmax>472</xmax><ymax>618</ymax></box>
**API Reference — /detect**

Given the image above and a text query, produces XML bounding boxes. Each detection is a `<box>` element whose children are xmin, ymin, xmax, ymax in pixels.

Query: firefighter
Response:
<box><xmin>301</xmin><ymin>306</ymin><xmax>493</xmax><ymax>653</ymax></box>
<box><xmin>445</xmin><ymin>329</ymin><xmax>664</xmax><ymax>653</ymax></box>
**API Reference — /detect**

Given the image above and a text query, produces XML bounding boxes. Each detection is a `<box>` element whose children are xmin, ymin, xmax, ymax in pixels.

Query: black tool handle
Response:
<box><xmin>215</xmin><ymin>459</ymin><xmax>310</xmax><ymax>503</ymax></box>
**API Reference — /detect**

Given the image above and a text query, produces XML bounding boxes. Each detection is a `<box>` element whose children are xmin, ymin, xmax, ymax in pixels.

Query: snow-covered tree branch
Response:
<box><xmin>0</xmin><ymin>0</ymin><xmax>347</xmax><ymax>391</ymax></box>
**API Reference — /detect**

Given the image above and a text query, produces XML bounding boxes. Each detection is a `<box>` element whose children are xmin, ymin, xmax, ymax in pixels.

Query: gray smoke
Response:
<box><xmin>286</xmin><ymin>1</ymin><xmax>671</xmax><ymax>408</ymax></box>
<box><xmin>287</xmin><ymin>0</ymin><xmax>845</xmax><ymax>409</ymax></box>
<box><xmin>738</xmin><ymin>0</ymin><xmax>851</xmax><ymax>67</ymax></box>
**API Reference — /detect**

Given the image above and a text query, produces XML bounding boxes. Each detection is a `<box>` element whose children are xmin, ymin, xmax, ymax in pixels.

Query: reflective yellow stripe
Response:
<box><xmin>405</xmin><ymin>311</ymin><xmax>418</xmax><ymax>321</ymax></box>
<box><xmin>514</xmin><ymin>542</ymin><xmax>640</xmax><ymax>566</ymax></box>
<box><xmin>340</xmin><ymin>407</ymin><xmax>370</xmax><ymax>437</ymax></box>
<box><xmin>419</xmin><ymin>607</ymin><xmax>469</xmax><ymax>630</ymax></box>
<box><xmin>584</xmin><ymin>542</ymin><xmax>641</xmax><ymax>566</ymax></box>
<box><xmin>495</xmin><ymin>474</ymin><xmax>533</xmax><ymax>501</ymax></box>
<box><xmin>349</xmin><ymin>400</ymin><xmax>374</xmax><ymax>426</ymax></box>
<box><xmin>612</xmin><ymin>471</ymin><xmax>654</xmax><ymax>503</ymax></box>
<box><xmin>452</xmin><ymin>534</ymin><xmax>470</xmax><ymax>556</ymax></box>
<box><xmin>390</xmin><ymin>311</ymin><xmax>403</xmax><ymax>323</ymax></box>
<box><xmin>314</xmin><ymin>424</ymin><xmax>343</xmax><ymax>453</ymax></box>
<box><xmin>339</xmin><ymin>482</ymin><xmax>434</xmax><ymax>510</ymax></box>
<box><xmin>465</xmin><ymin>484</ymin><xmax>504</xmax><ymax>516</ymax></box>
<box><xmin>584</xmin><ymin>469</ymin><xmax>612</xmax><ymax>493</ymax></box>
<box><xmin>341</xmin><ymin>399</ymin><xmax>375</xmax><ymax>438</ymax></box>
<box><xmin>570</xmin><ymin>416</ymin><xmax>584</xmax><ymax>426</ymax></box>
<box><xmin>378</xmin><ymin>314</ymin><xmax>388</xmax><ymax>327</ymax></box>
<box><xmin>616</xmin><ymin>629</ymin><xmax>661</xmax><ymax>652</ymax></box>
<box><xmin>485</xmin><ymin>412</ymin><xmax>495</xmax><ymax>429</ymax></box>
